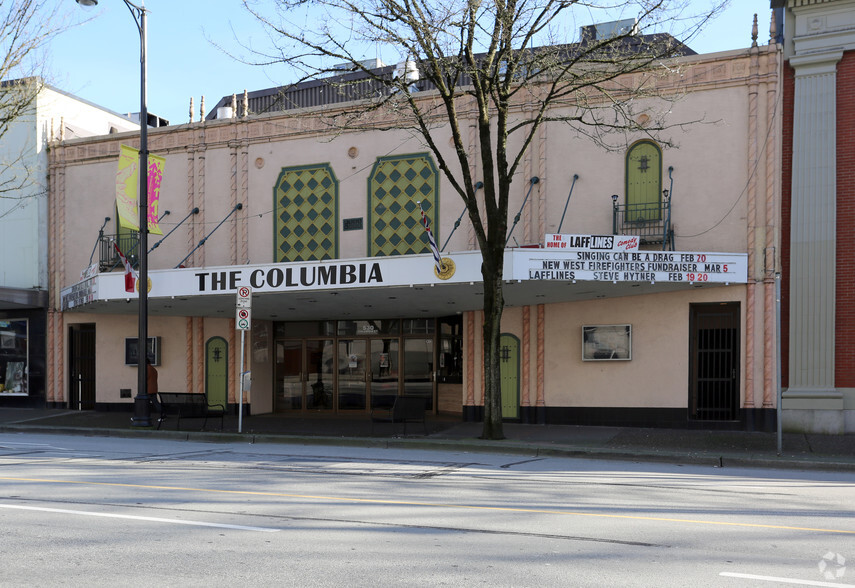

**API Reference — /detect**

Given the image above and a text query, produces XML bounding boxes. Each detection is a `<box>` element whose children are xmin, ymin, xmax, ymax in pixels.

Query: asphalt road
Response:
<box><xmin>0</xmin><ymin>433</ymin><xmax>852</xmax><ymax>587</ymax></box>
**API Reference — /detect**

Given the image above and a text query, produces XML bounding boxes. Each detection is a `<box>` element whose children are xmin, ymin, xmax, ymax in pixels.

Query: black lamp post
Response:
<box><xmin>77</xmin><ymin>0</ymin><xmax>151</xmax><ymax>426</ymax></box>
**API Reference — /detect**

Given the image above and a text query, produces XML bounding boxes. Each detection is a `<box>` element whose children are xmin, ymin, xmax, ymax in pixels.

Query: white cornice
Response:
<box><xmin>789</xmin><ymin>49</ymin><xmax>844</xmax><ymax>74</ymax></box>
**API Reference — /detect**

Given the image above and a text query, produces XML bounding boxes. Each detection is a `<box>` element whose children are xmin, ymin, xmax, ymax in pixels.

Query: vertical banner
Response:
<box><xmin>115</xmin><ymin>145</ymin><xmax>165</xmax><ymax>235</ymax></box>
<box><xmin>116</xmin><ymin>145</ymin><xmax>139</xmax><ymax>231</ymax></box>
<box><xmin>147</xmin><ymin>153</ymin><xmax>165</xmax><ymax>235</ymax></box>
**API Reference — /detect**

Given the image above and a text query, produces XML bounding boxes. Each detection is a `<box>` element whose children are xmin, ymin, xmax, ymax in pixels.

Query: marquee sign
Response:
<box><xmin>516</xmin><ymin>249</ymin><xmax>747</xmax><ymax>283</ymax></box>
<box><xmin>60</xmin><ymin>247</ymin><xmax>748</xmax><ymax>311</ymax></box>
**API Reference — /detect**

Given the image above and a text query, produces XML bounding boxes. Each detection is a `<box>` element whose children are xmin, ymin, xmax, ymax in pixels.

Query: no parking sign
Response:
<box><xmin>236</xmin><ymin>287</ymin><xmax>252</xmax><ymax>330</ymax></box>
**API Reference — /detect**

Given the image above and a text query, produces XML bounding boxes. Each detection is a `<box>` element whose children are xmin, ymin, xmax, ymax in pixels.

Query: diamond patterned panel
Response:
<box><xmin>274</xmin><ymin>165</ymin><xmax>338</xmax><ymax>262</ymax></box>
<box><xmin>368</xmin><ymin>154</ymin><xmax>439</xmax><ymax>257</ymax></box>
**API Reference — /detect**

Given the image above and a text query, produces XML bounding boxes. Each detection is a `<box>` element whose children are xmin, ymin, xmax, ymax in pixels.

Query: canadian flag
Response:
<box><xmin>113</xmin><ymin>242</ymin><xmax>137</xmax><ymax>293</ymax></box>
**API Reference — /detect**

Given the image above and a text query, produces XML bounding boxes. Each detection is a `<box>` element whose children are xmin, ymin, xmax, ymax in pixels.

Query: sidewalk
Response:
<box><xmin>0</xmin><ymin>407</ymin><xmax>853</xmax><ymax>471</ymax></box>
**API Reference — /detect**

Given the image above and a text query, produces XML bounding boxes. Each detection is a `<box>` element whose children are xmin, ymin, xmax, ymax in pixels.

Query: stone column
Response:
<box><xmin>788</xmin><ymin>51</ymin><xmax>841</xmax><ymax>394</ymax></box>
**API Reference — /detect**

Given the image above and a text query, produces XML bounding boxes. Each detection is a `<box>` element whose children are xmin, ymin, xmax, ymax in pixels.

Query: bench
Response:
<box><xmin>370</xmin><ymin>395</ymin><xmax>427</xmax><ymax>436</ymax></box>
<box><xmin>156</xmin><ymin>392</ymin><xmax>226</xmax><ymax>431</ymax></box>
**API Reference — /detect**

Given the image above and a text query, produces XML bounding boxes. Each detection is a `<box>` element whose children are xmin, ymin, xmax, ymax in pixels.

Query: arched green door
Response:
<box><xmin>205</xmin><ymin>337</ymin><xmax>228</xmax><ymax>408</ymax></box>
<box><xmin>499</xmin><ymin>334</ymin><xmax>520</xmax><ymax>420</ymax></box>
<box><xmin>625</xmin><ymin>140</ymin><xmax>662</xmax><ymax>222</ymax></box>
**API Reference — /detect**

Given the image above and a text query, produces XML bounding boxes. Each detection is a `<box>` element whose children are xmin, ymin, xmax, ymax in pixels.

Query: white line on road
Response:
<box><xmin>0</xmin><ymin>503</ymin><xmax>280</xmax><ymax>532</ymax></box>
<box><xmin>720</xmin><ymin>572</ymin><xmax>854</xmax><ymax>587</ymax></box>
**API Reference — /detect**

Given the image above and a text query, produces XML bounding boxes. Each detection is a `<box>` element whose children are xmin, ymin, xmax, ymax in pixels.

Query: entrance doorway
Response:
<box><xmin>274</xmin><ymin>339</ymin><xmax>335</xmax><ymax>411</ymax></box>
<box><xmin>272</xmin><ymin>319</ymin><xmax>441</xmax><ymax>414</ymax></box>
<box><xmin>68</xmin><ymin>324</ymin><xmax>96</xmax><ymax>410</ymax></box>
<box><xmin>500</xmin><ymin>334</ymin><xmax>520</xmax><ymax>420</ymax></box>
<box><xmin>689</xmin><ymin>302</ymin><xmax>740</xmax><ymax>421</ymax></box>
<box><xmin>205</xmin><ymin>337</ymin><xmax>228</xmax><ymax>408</ymax></box>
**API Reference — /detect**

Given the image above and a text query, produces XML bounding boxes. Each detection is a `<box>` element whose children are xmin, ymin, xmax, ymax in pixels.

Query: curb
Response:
<box><xmin>2</xmin><ymin>423</ymin><xmax>854</xmax><ymax>472</ymax></box>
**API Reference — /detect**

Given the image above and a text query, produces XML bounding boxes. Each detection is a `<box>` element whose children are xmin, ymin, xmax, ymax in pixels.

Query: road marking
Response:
<box><xmin>1</xmin><ymin>476</ymin><xmax>853</xmax><ymax>535</ymax></box>
<box><xmin>720</xmin><ymin>572</ymin><xmax>854</xmax><ymax>587</ymax></box>
<box><xmin>0</xmin><ymin>503</ymin><xmax>279</xmax><ymax>532</ymax></box>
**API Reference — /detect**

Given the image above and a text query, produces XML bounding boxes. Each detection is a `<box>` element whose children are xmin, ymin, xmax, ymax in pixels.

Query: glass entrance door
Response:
<box><xmin>276</xmin><ymin>339</ymin><xmax>335</xmax><ymax>410</ymax></box>
<box><xmin>275</xmin><ymin>339</ymin><xmax>303</xmax><ymax>410</ymax></box>
<box><xmin>337</xmin><ymin>339</ymin><xmax>367</xmax><ymax>410</ymax></box>
<box><xmin>404</xmin><ymin>337</ymin><xmax>434</xmax><ymax>410</ymax></box>
<box><xmin>370</xmin><ymin>338</ymin><xmax>399</xmax><ymax>409</ymax></box>
<box><xmin>305</xmin><ymin>339</ymin><xmax>334</xmax><ymax>410</ymax></box>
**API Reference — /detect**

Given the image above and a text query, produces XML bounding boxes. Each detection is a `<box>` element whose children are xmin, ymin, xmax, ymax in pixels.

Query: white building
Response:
<box><xmin>0</xmin><ymin>81</ymin><xmax>137</xmax><ymax>405</ymax></box>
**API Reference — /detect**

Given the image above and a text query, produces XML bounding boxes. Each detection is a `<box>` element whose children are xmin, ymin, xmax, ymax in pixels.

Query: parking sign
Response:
<box><xmin>236</xmin><ymin>286</ymin><xmax>252</xmax><ymax>308</ymax></box>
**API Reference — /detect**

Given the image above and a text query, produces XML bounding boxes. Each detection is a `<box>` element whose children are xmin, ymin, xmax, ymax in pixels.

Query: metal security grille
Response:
<box><xmin>274</xmin><ymin>165</ymin><xmax>338</xmax><ymax>262</ymax></box>
<box><xmin>368</xmin><ymin>154</ymin><xmax>438</xmax><ymax>257</ymax></box>
<box><xmin>689</xmin><ymin>303</ymin><xmax>740</xmax><ymax>421</ymax></box>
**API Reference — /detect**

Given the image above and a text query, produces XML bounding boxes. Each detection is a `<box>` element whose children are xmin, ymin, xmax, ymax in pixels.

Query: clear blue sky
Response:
<box><xmin>49</xmin><ymin>0</ymin><xmax>773</xmax><ymax>126</ymax></box>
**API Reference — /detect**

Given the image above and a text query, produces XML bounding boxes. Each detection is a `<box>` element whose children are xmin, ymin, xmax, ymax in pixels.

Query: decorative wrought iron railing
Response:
<box><xmin>611</xmin><ymin>192</ymin><xmax>674</xmax><ymax>250</ymax></box>
<box><xmin>98</xmin><ymin>233</ymin><xmax>140</xmax><ymax>272</ymax></box>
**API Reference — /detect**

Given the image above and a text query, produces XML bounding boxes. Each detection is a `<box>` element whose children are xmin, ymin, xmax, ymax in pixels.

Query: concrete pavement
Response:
<box><xmin>0</xmin><ymin>407</ymin><xmax>853</xmax><ymax>471</ymax></box>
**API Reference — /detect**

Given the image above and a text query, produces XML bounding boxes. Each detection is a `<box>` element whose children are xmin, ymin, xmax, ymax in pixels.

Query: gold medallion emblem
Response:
<box><xmin>135</xmin><ymin>276</ymin><xmax>153</xmax><ymax>294</ymax></box>
<box><xmin>434</xmin><ymin>257</ymin><xmax>456</xmax><ymax>280</ymax></box>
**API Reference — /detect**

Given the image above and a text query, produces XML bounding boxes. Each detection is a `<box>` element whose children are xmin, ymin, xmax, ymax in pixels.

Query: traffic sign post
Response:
<box><xmin>235</xmin><ymin>288</ymin><xmax>251</xmax><ymax>433</ymax></box>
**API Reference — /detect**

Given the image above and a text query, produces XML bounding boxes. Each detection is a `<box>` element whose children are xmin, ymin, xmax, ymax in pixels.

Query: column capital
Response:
<box><xmin>790</xmin><ymin>50</ymin><xmax>843</xmax><ymax>76</ymax></box>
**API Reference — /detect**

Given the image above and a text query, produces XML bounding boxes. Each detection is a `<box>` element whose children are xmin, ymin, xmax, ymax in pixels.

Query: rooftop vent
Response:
<box><xmin>580</xmin><ymin>18</ymin><xmax>638</xmax><ymax>41</ymax></box>
<box><xmin>330</xmin><ymin>58</ymin><xmax>386</xmax><ymax>72</ymax></box>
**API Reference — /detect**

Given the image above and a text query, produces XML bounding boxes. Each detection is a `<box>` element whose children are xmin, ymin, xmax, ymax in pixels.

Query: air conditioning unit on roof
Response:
<box><xmin>580</xmin><ymin>18</ymin><xmax>639</xmax><ymax>41</ymax></box>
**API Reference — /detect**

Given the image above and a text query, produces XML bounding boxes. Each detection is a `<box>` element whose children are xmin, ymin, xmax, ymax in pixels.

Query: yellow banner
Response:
<box><xmin>115</xmin><ymin>145</ymin><xmax>165</xmax><ymax>235</ymax></box>
<box><xmin>116</xmin><ymin>145</ymin><xmax>139</xmax><ymax>231</ymax></box>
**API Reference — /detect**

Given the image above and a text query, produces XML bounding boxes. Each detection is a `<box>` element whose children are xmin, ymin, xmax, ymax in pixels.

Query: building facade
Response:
<box><xmin>0</xmin><ymin>83</ymin><xmax>137</xmax><ymax>407</ymax></box>
<box><xmin>47</xmin><ymin>37</ymin><xmax>783</xmax><ymax>431</ymax></box>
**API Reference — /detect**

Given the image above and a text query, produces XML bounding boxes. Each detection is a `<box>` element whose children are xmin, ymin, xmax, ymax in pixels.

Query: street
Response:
<box><xmin>0</xmin><ymin>433</ymin><xmax>852</xmax><ymax>587</ymax></box>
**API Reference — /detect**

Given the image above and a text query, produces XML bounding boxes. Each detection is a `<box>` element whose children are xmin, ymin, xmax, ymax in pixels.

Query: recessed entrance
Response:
<box><xmin>689</xmin><ymin>302</ymin><xmax>740</xmax><ymax>421</ymax></box>
<box><xmin>273</xmin><ymin>319</ymin><xmax>440</xmax><ymax>413</ymax></box>
<box><xmin>68</xmin><ymin>323</ymin><xmax>96</xmax><ymax>410</ymax></box>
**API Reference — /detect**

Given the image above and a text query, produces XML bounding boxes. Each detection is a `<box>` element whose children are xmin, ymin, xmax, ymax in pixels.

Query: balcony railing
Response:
<box><xmin>98</xmin><ymin>233</ymin><xmax>140</xmax><ymax>272</ymax></box>
<box><xmin>611</xmin><ymin>194</ymin><xmax>674</xmax><ymax>251</ymax></box>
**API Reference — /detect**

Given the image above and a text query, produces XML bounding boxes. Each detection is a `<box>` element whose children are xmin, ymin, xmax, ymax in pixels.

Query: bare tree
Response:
<box><xmin>0</xmin><ymin>0</ymin><xmax>71</xmax><ymax>203</ymax></box>
<box><xmin>240</xmin><ymin>0</ymin><xmax>725</xmax><ymax>439</ymax></box>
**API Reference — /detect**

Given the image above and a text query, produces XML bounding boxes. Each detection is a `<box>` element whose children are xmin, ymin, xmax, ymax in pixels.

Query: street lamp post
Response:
<box><xmin>77</xmin><ymin>0</ymin><xmax>151</xmax><ymax>426</ymax></box>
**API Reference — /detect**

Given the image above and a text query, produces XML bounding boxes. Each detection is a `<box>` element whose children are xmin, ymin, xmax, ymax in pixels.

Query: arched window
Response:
<box><xmin>368</xmin><ymin>153</ymin><xmax>439</xmax><ymax>257</ymax></box>
<box><xmin>625</xmin><ymin>140</ymin><xmax>662</xmax><ymax>222</ymax></box>
<box><xmin>273</xmin><ymin>164</ymin><xmax>338</xmax><ymax>262</ymax></box>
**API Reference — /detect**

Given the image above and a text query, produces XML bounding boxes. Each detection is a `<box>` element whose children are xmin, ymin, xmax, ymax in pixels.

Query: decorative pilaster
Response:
<box><xmin>195</xmin><ymin>141</ymin><xmax>207</xmax><ymax>267</ymax></box>
<box><xmin>186</xmin><ymin>317</ymin><xmax>194</xmax><ymax>393</ymax></box>
<box><xmin>195</xmin><ymin>316</ymin><xmax>204</xmax><ymax>395</ymax></box>
<box><xmin>763</xmin><ymin>44</ymin><xmax>781</xmax><ymax>409</ymax></box>
<box><xmin>788</xmin><ymin>51</ymin><xmax>842</xmax><ymax>392</ymax></box>
<box><xmin>536</xmin><ymin>304</ymin><xmax>545</xmax><ymax>410</ymax></box>
<box><xmin>479</xmin><ymin>310</ymin><xmax>485</xmax><ymax>406</ymax></box>
<box><xmin>522</xmin><ymin>306</ymin><xmax>531</xmax><ymax>408</ymax></box>
<box><xmin>229</xmin><ymin>320</ymin><xmax>237</xmax><ymax>404</ymax></box>
<box><xmin>466</xmin><ymin>311</ymin><xmax>475</xmax><ymax>407</ymax></box>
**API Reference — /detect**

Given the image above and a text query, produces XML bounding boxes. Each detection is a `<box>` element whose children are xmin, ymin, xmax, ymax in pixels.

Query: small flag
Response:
<box><xmin>417</xmin><ymin>201</ymin><xmax>442</xmax><ymax>274</ymax></box>
<box><xmin>114</xmin><ymin>242</ymin><xmax>137</xmax><ymax>293</ymax></box>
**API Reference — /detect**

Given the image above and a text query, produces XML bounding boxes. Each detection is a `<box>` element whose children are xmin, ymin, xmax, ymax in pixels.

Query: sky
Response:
<box><xmin>48</xmin><ymin>0</ymin><xmax>774</xmax><ymax>126</ymax></box>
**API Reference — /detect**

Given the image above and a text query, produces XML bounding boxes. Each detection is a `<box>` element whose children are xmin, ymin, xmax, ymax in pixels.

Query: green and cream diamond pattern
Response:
<box><xmin>274</xmin><ymin>164</ymin><xmax>338</xmax><ymax>262</ymax></box>
<box><xmin>368</xmin><ymin>153</ymin><xmax>439</xmax><ymax>257</ymax></box>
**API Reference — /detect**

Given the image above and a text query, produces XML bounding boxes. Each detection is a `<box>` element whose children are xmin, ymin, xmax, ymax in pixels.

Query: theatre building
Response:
<box><xmin>48</xmin><ymin>34</ymin><xmax>782</xmax><ymax>430</ymax></box>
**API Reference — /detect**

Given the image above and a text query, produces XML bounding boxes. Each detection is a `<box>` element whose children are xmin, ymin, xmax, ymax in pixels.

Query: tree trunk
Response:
<box><xmin>480</xmin><ymin>250</ymin><xmax>505</xmax><ymax>440</ymax></box>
